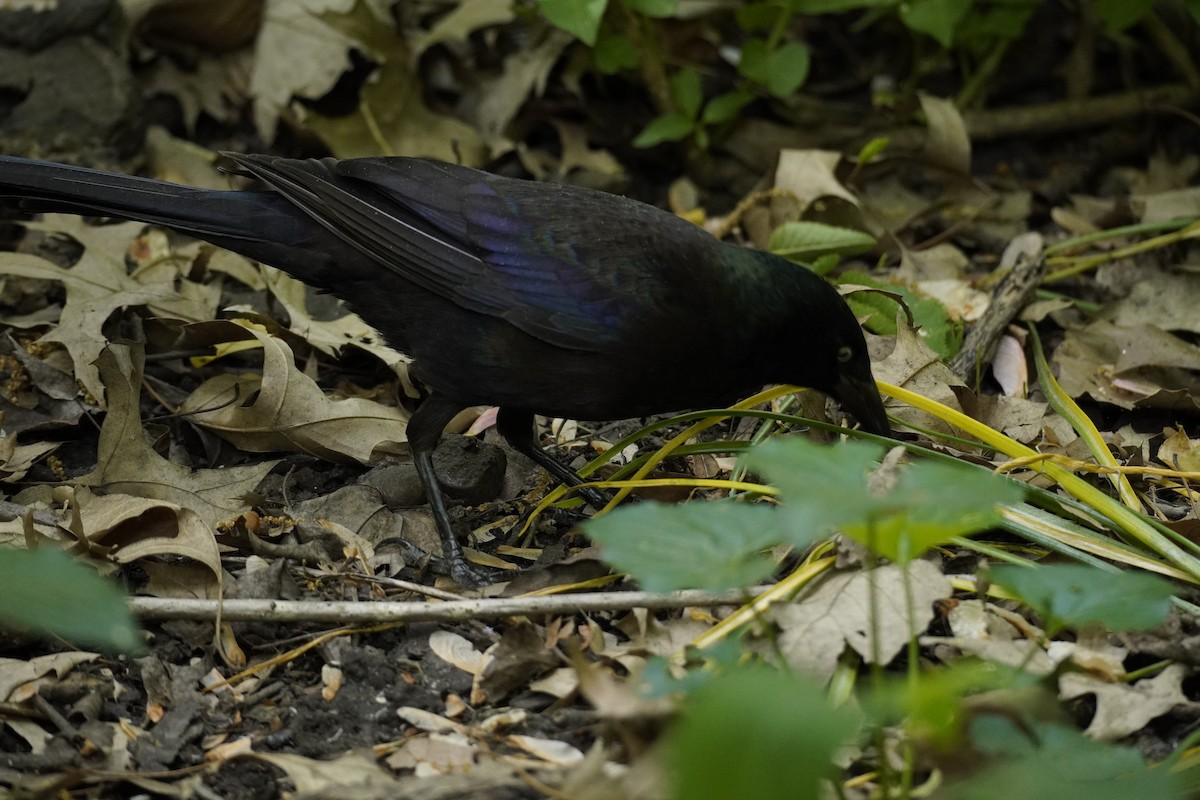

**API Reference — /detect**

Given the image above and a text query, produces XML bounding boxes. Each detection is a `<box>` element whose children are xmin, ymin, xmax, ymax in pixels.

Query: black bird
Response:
<box><xmin>0</xmin><ymin>154</ymin><xmax>890</xmax><ymax>585</ymax></box>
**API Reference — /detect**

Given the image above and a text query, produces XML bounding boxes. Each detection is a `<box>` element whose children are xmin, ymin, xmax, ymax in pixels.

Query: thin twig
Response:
<box><xmin>128</xmin><ymin>587</ymin><xmax>772</xmax><ymax>624</ymax></box>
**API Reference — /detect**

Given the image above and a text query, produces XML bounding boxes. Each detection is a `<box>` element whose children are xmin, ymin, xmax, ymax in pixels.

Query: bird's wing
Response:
<box><xmin>223</xmin><ymin>154</ymin><xmax>699</xmax><ymax>352</ymax></box>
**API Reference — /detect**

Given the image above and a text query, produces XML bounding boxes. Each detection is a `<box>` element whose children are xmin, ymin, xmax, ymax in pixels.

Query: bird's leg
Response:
<box><xmin>407</xmin><ymin>394</ymin><xmax>485</xmax><ymax>587</ymax></box>
<box><xmin>496</xmin><ymin>407</ymin><xmax>610</xmax><ymax>510</ymax></box>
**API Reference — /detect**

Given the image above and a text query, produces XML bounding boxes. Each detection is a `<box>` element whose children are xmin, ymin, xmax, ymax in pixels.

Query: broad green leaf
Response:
<box><xmin>794</xmin><ymin>0</ymin><xmax>895</xmax><ymax>10</ymax></box>
<box><xmin>867</xmin><ymin>661</ymin><xmax>1034</xmax><ymax>749</ymax></box>
<box><xmin>670</xmin><ymin>668</ymin><xmax>862</xmax><ymax>800</ymax></box>
<box><xmin>986</xmin><ymin>563</ymin><xmax>1173</xmax><ymax>635</ymax></box>
<box><xmin>765</xmin><ymin>41</ymin><xmax>810</xmax><ymax>97</ymax></box>
<box><xmin>701</xmin><ymin>90</ymin><xmax>753</xmax><ymax>124</ymax></box>
<box><xmin>735</xmin><ymin>2</ymin><xmax>778</xmax><ymax>29</ymax></box>
<box><xmin>955</xmin><ymin>2</ymin><xmax>1037</xmax><ymax>49</ymax></box>
<box><xmin>809</xmin><ymin>252</ymin><xmax>840</xmax><ymax>276</ymax></box>
<box><xmin>633</xmin><ymin>113</ymin><xmax>695</xmax><ymax>147</ymax></box>
<box><xmin>743</xmin><ymin>437</ymin><xmax>885</xmax><ymax>548</ymax></box>
<box><xmin>594</xmin><ymin>28</ymin><xmax>638</xmax><ymax>73</ymax></box>
<box><xmin>899</xmin><ymin>0</ymin><xmax>972</xmax><ymax>48</ymax></box>
<box><xmin>738</xmin><ymin>38</ymin><xmax>771</xmax><ymax>85</ymax></box>
<box><xmin>622</xmin><ymin>0</ymin><xmax>678</xmax><ymax>17</ymax></box>
<box><xmin>745</xmin><ymin>439</ymin><xmax>1021</xmax><ymax>562</ymax></box>
<box><xmin>587</xmin><ymin>502</ymin><xmax>781</xmax><ymax>592</ymax></box>
<box><xmin>768</xmin><ymin>221</ymin><xmax>876</xmax><ymax>261</ymax></box>
<box><xmin>842</xmin><ymin>269</ymin><xmax>963</xmax><ymax>359</ymax></box>
<box><xmin>538</xmin><ymin>0</ymin><xmax>607</xmax><ymax>45</ymax></box>
<box><xmin>846</xmin><ymin>460</ymin><xmax>1024</xmax><ymax>563</ymax></box>
<box><xmin>669</xmin><ymin>68</ymin><xmax>703</xmax><ymax>119</ymax></box>
<box><xmin>0</xmin><ymin>547</ymin><xmax>143</xmax><ymax>654</ymax></box>
<box><xmin>944</xmin><ymin>722</ymin><xmax>1185</xmax><ymax>800</ymax></box>
<box><xmin>1095</xmin><ymin>0</ymin><xmax>1155</xmax><ymax>32</ymax></box>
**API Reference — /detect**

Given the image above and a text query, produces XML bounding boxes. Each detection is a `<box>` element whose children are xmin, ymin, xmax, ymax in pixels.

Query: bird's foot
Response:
<box><xmin>447</xmin><ymin>557</ymin><xmax>491</xmax><ymax>589</ymax></box>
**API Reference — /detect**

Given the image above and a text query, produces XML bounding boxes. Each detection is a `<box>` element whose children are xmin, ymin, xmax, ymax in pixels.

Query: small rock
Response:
<box><xmin>432</xmin><ymin>433</ymin><xmax>506</xmax><ymax>505</ymax></box>
<box><xmin>358</xmin><ymin>461</ymin><xmax>426</xmax><ymax>507</ymax></box>
<box><xmin>0</xmin><ymin>36</ymin><xmax>145</xmax><ymax>160</ymax></box>
<box><xmin>359</xmin><ymin>435</ymin><xmax>507</xmax><ymax>508</ymax></box>
<box><xmin>0</xmin><ymin>0</ymin><xmax>114</xmax><ymax>52</ymax></box>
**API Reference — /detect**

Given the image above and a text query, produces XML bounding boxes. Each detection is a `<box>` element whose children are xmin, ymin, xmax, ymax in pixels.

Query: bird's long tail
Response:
<box><xmin>0</xmin><ymin>156</ymin><xmax>336</xmax><ymax>277</ymax></box>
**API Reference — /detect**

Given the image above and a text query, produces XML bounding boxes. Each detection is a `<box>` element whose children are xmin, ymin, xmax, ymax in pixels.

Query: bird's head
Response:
<box><xmin>820</xmin><ymin>326</ymin><xmax>890</xmax><ymax>437</ymax></box>
<box><xmin>746</xmin><ymin>253</ymin><xmax>891</xmax><ymax>437</ymax></box>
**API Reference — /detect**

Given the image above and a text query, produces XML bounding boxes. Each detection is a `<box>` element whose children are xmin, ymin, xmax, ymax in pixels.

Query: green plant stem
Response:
<box><xmin>1033</xmin><ymin>288</ymin><xmax>1102</xmax><ymax>314</ymax></box>
<box><xmin>956</xmin><ymin>36</ymin><xmax>1013</xmax><ymax>109</ymax></box>
<box><xmin>1042</xmin><ymin>217</ymin><xmax>1193</xmax><ymax>256</ymax></box>
<box><xmin>1029</xmin><ymin>324</ymin><xmax>1140</xmax><ymax>510</ymax></box>
<box><xmin>765</xmin><ymin>0</ymin><xmax>792</xmax><ymax>51</ymax></box>
<box><xmin>901</xmin><ymin>561</ymin><xmax>918</xmax><ymax>800</ymax></box>
<box><xmin>1043</xmin><ymin>219</ymin><xmax>1200</xmax><ymax>282</ymax></box>
<box><xmin>1142</xmin><ymin>9</ymin><xmax>1200</xmax><ymax>90</ymax></box>
<box><xmin>1123</xmin><ymin>659</ymin><xmax>1171</xmax><ymax>682</ymax></box>
<box><xmin>881</xmin><ymin>381</ymin><xmax>1200</xmax><ymax>581</ymax></box>
<box><xmin>618</xmin><ymin>4</ymin><xmax>670</xmax><ymax>113</ymax></box>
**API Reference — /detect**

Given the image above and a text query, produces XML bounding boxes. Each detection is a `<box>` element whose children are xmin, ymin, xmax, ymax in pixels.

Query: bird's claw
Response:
<box><xmin>448</xmin><ymin>558</ymin><xmax>490</xmax><ymax>589</ymax></box>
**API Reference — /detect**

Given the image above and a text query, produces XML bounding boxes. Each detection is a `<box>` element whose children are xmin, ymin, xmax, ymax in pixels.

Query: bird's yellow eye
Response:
<box><xmin>837</xmin><ymin>345</ymin><xmax>854</xmax><ymax>362</ymax></box>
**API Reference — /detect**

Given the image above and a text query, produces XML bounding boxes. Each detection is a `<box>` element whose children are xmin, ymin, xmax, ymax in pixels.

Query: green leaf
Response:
<box><xmin>0</xmin><ymin>547</ymin><xmax>143</xmax><ymax>654</ymax></box>
<box><xmin>739</xmin><ymin>39</ymin><xmax>810</xmax><ymax>97</ymax></box>
<box><xmin>809</xmin><ymin>252</ymin><xmax>841</xmax><ymax>276</ymax></box>
<box><xmin>953</xmin><ymin>2</ymin><xmax>1038</xmax><ymax>53</ymax></box>
<box><xmin>622</xmin><ymin>0</ymin><xmax>678</xmax><ymax>17</ymax></box>
<box><xmin>1095</xmin><ymin>0</ymin><xmax>1154</xmax><ymax>32</ymax></box>
<box><xmin>745</xmin><ymin>439</ymin><xmax>1023</xmax><ymax>562</ymax></box>
<box><xmin>538</xmin><ymin>0</ymin><xmax>608</xmax><ymax>45</ymax></box>
<box><xmin>841</xmin><ymin>270</ymin><xmax>964</xmax><ymax>359</ymax></box>
<box><xmin>848</xmin><ymin>459</ymin><xmax>1024</xmax><ymax>564</ymax></box>
<box><xmin>670</xmin><ymin>668</ymin><xmax>862</xmax><ymax>800</ymax></box>
<box><xmin>701</xmin><ymin>90</ymin><xmax>753</xmax><ymax>125</ymax></box>
<box><xmin>898</xmin><ymin>0</ymin><xmax>972</xmax><ymax>49</ymax></box>
<box><xmin>855</xmin><ymin>136</ymin><xmax>891</xmax><ymax>166</ymax></box>
<box><xmin>795</xmin><ymin>0</ymin><xmax>896</xmax><ymax>10</ymax></box>
<box><xmin>986</xmin><ymin>563</ymin><xmax>1174</xmax><ymax>635</ymax></box>
<box><xmin>743</xmin><ymin>437</ymin><xmax>885</xmax><ymax>548</ymax></box>
<box><xmin>735</xmin><ymin>2</ymin><xmax>779</xmax><ymax>30</ymax></box>
<box><xmin>768</xmin><ymin>221</ymin><xmax>876</xmax><ymax>261</ymax></box>
<box><xmin>765</xmin><ymin>41</ymin><xmax>810</xmax><ymax>97</ymax></box>
<box><xmin>737</xmin><ymin>38</ymin><xmax>771</xmax><ymax>85</ymax></box>
<box><xmin>867</xmin><ymin>661</ymin><xmax>1033</xmax><ymax>748</ymax></box>
<box><xmin>633</xmin><ymin>113</ymin><xmax>695</xmax><ymax>147</ymax></box>
<box><xmin>587</xmin><ymin>502</ymin><xmax>782</xmax><ymax>592</ymax></box>
<box><xmin>594</xmin><ymin>28</ymin><xmax>638</xmax><ymax>73</ymax></box>
<box><xmin>670</xmin><ymin>68</ymin><xmax>703</xmax><ymax>119</ymax></box>
<box><xmin>944</xmin><ymin>722</ymin><xmax>1186</xmax><ymax>800</ymax></box>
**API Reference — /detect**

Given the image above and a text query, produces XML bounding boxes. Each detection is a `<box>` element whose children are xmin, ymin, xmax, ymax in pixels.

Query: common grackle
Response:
<box><xmin>0</xmin><ymin>154</ymin><xmax>889</xmax><ymax>585</ymax></box>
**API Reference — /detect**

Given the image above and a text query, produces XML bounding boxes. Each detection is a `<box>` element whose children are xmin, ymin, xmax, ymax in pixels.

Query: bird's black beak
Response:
<box><xmin>832</xmin><ymin>374</ymin><xmax>891</xmax><ymax>437</ymax></box>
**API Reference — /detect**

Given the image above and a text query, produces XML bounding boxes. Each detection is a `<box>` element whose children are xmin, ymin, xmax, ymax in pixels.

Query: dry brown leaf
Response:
<box><xmin>1060</xmin><ymin>663</ymin><xmax>1195</xmax><ymax>740</ymax></box>
<box><xmin>5</xmin><ymin>216</ymin><xmax>217</xmax><ymax>402</ymax></box>
<box><xmin>0</xmin><ymin>651</ymin><xmax>99</xmax><ymax>702</ymax></box>
<box><xmin>78</xmin><ymin>345</ymin><xmax>276</xmax><ymax>529</ymax></box>
<box><xmin>304</xmin><ymin>2</ymin><xmax>486</xmax><ymax>163</ymax></box>
<box><xmin>872</xmin><ymin>319</ymin><xmax>966</xmax><ymax>433</ymax></box>
<box><xmin>774</xmin><ymin>149</ymin><xmax>857</xmax><ymax>208</ymax></box>
<box><xmin>73</xmin><ymin>487</ymin><xmax>222</xmax><ymax>584</ymax></box>
<box><xmin>249</xmin><ymin>0</ymin><xmax>359</xmax><ymax>141</ymax></box>
<box><xmin>1054</xmin><ymin>321</ymin><xmax>1200</xmax><ymax>410</ymax></box>
<box><xmin>775</xmin><ymin>560</ymin><xmax>952</xmax><ymax>682</ymax></box>
<box><xmin>413</xmin><ymin>0</ymin><xmax>515</xmax><ymax>55</ymax></box>
<box><xmin>249</xmin><ymin>750</ymin><xmax>396</xmax><ymax>793</ymax></box>
<box><xmin>179</xmin><ymin>323</ymin><xmax>408</xmax><ymax>464</ymax></box>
